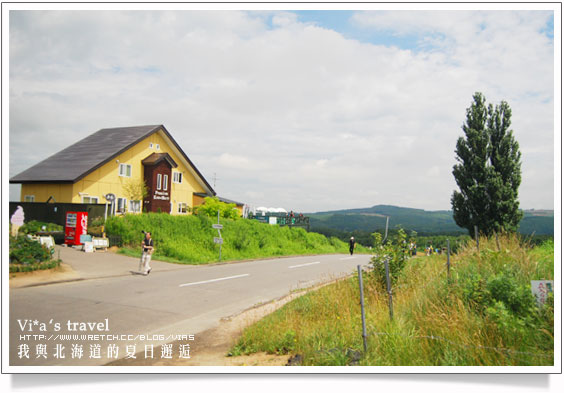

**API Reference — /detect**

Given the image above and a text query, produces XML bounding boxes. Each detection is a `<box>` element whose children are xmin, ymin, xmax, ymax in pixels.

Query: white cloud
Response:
<box><xmin>7</xmin><ymin>9</ymin><xmax>556</xmax><ymax>212</ymax></box>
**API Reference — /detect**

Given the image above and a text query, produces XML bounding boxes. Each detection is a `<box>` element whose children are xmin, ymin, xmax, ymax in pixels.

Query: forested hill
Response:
<box><xmin>307</xmin><ymin>205</ymin><xmax>554</xmax><ymax>235</ymax></box>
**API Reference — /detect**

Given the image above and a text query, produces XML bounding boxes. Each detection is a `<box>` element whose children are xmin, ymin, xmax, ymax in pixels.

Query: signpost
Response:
<box><xmin>104</xmin><ymin>193</ymin><xmax>116</xmax><ymax>220</ymax></box>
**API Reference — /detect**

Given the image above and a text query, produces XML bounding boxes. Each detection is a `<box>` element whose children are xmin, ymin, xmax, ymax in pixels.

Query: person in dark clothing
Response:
<box><xmin>349</xmin><ymin>236</ymin><xmax>356</xmax><ymax>255</ymax></box>
<box><xmin>139</xmin><ymin>232</ymin><xmax>154</xmax><ymax>275</ymax></box>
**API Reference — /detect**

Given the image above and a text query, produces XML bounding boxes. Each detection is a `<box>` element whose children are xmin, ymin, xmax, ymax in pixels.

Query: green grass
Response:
<box><xmin>230</xmin><ymin>235</ymin><xmax>554</xmax><ymax>366</ymax></box>
<box><xmin>105</xmin><ymin>213</ymin><xmax>369</xmax><ymax>264</ymax></box>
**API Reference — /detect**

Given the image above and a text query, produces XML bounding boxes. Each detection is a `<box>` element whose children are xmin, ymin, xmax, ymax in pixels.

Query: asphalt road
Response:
<box><xmin>9</xmin><ymin>253</ymin><xmax>371</xmax><ymax>367</ymax></box>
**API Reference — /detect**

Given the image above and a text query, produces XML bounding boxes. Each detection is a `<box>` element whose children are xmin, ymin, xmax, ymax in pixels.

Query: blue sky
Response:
<box><xmin>291</xmin><ymin>10</ymin><xmax>554</xmax><ymax>49</ymax></box>
<box><xmin>292</xmin><ymin>10</ymin><xmax>422</xmax><ymax>50</ymax></box>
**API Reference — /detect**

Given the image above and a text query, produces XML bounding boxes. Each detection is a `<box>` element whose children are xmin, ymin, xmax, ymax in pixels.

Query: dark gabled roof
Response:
<box><xmin>10</xmin><ymin>124</ymin><xmax>215</xmax><ymax>195</ymax></box>
<box><xmin>141</xmin><ymin>152</ymin><xmax>178</xmax><ymax>168</ymax></box>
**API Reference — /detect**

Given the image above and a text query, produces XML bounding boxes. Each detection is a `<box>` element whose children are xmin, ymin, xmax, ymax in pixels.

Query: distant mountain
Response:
<box><xmin>308</xmin><ymin>205</ymin><xmax>553</xmax><ymax>235</ymax></box>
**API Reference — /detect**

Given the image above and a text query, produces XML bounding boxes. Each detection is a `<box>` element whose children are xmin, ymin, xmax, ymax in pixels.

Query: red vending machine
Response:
<box><xmin>65</xmin><ymin>211</ymin><xmax>88</xmax><ymax>246</ymax></box>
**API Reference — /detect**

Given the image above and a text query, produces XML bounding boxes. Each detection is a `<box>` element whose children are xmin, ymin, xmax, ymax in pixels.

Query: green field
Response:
<box><xmin>105</xmin><ymin>213</ymin><xmax>369</xmax><ymax>264</ymax></box>
<box><xmin>230</xmin><ymin>235</ymin><xmax>554</xmax><ymax>366</ymax></box>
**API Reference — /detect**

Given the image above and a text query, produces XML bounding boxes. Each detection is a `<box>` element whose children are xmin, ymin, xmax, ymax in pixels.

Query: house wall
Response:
<box><xmin>20</xmin><ymin>129</ymin><xmax>208</xmax><ymax>214</ymax></box>
<box><xmin>20</xmin><ymin>183</ymin><xmax>73</xmax><ymax>203</ymax></box>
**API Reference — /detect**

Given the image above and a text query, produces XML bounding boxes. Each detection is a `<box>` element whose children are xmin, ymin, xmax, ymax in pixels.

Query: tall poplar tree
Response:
<box><xmin>451</xmin><ymin>92</ymin><xmax>523</xmax><ymax>236</ymax></box>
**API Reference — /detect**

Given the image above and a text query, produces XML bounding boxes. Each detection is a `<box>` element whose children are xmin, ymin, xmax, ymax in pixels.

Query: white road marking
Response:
<box><xmin>179</xmin><ymin>274</ymin><xmax>250</xmax><ymax>287</ymax></box>
<box><xmin>340</xmin><ymin>256</ymin><xmax>357</xmax><ymax>260</ymax></box>
<box><xmin>288</xmin><ymin>261</ymin><xmax>321</xmax><ymax>269</ymax></box>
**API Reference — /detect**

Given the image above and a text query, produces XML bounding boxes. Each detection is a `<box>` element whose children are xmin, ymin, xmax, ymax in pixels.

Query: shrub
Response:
<box><xmin>370</xmin><ymin>228</ymin><xmax>410</xmax><ymax>288</ymax></box>
<box><xmin>9</xmin><ymin>235</ymin><xmax>52</xmax><ymax>265</ymax></box>
<box><xmin>19</xmin><ymin>220</ymin><xmax>63</xmax><ymax>234</ymax></box>
<box><xmin>195</xmin><ymin>197</ymin><xmax>240</xmax><ymax>219</ymax></box>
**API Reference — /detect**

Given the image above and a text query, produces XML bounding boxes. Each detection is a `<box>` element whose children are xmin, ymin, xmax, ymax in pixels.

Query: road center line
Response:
<box><xmin>340</xmin><ymin>256</ymin><xmax>357</xmax><ymax>260</ymax></box>
<box><xmin>288</xmin><ymin>261</ymin><xmax>321</xmax><ymax>269</ymax></box>
<box><xmin>179</xmin><ymin>274</ymin><xmax>250</xmax><ymax>287</ymax></box>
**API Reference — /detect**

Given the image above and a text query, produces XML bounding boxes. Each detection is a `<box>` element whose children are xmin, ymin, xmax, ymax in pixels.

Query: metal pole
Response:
<box><xmin>357</xmin><ymin>265</ymin><xmax>368</xmax><ymax>353</ymax></box>
<box><xmin>217</xmin><ymin>210</ymin><xmax>222</xmax><ymax>262</ymax></box>
<box><xmin>446</xmin><ymin>238</ymin><xmax>451</xmax><ymax>276</ymax></box>
<box><xmin>383</xmin><ymin>216</ymin><xmax>389</xmax><ymax>243</ymax></box>
<box><xmin>474</xmin><ymin>225</ymin><xmax>479</xmax><ymax>253</ymax></box>
<box><xmin>384</xmin><ymin>258</ymin><xmax>393</xmax><ymax>320</ymax></box>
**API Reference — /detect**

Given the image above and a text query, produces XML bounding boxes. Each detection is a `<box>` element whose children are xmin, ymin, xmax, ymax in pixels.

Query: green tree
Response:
<box><xmin>451</xmin><ymin>92</ymin><xmax>523</xmax><ymax>236</ymax></box>
<box><xmin>195</xmin><ymin>197</ymin><xmax>240</xmax><ymax>219</ymax></box>
<box><xmin>122</xmin><ymin>178</ymin><xmax>149</xmax><ymax>209</ymax></box>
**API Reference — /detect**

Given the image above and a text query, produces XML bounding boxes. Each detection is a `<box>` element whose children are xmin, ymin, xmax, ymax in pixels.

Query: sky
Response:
<box><xmin>5</xmin><ymin>5</ymin><xmax>558</xmax><ymax>213</ymax></box>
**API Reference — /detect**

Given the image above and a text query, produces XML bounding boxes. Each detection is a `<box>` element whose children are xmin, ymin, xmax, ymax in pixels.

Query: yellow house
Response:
<box><xmin>10</xmin><ymin>125</ymin><xmax>244</xmax><ymax>215</ymax></box>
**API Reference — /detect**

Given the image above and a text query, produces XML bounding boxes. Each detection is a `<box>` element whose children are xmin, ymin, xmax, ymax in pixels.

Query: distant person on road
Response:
<box><xmin>349</xmin><ymin>236</ymin><xmax>356</xmax><ymax>255</ymax></box>
<box><xmin>139</xmin><ymin>231</ymin><xmax>154</xmax><ymax>276</ymax></box>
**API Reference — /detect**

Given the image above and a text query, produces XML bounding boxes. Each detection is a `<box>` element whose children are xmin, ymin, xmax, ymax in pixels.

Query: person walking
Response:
<box><xmin>349</xmin><ymin>236</ymin><xmax>356</xmax><ymax>256</ymax></box>
<box><xmin>139</xmin><ymin>231</ymin><xmax>154</xmax><ymax>275</ymax></box>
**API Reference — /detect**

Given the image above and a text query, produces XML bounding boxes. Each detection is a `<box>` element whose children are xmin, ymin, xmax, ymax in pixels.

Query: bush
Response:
<box><xmin>195</xmin><ymin>197</ymin><xmax>240</xmax><ymax>219</ymax></box>
<box><xmin>9</xmin><ymin>235</ymin><xmax>52</xmax><ymax>265</ymax></box>
<box><xmin>18</xmin><ymin>220</ymin><xmax>63</xmax><ymax>235</ymax></box>
<box><xmin>370</xmin><ymin>228</ymin><xmax>410</xmax><ymax>288</ymax></box>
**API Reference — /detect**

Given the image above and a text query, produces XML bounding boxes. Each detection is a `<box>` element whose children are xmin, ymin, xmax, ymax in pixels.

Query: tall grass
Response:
<box><xmin>231</xmin><ymin>234</ymin><xmax>554</xmax><ymax>366</ymax></box>
<box><xmin>105</xmin><ymin>213</ymin><xmax>368</xmax><ymax>264</ymax></box>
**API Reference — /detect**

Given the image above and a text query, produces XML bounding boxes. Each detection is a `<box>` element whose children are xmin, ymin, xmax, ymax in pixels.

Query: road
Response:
<box><xmin>9</xmin><ymin>253</ymin><xmax>371</xmax><ymax>367</ymax></box>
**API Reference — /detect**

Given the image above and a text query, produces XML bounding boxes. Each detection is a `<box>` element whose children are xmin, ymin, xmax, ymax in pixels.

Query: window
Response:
<box><xmin>156</xmin><ymin>174</ymin><xmax>162</xmax><ymax>190</ymax></box>
<box><xmin>173</xmin><ymin>172</ymin><xmax>182</xmax><ymax>184</ymax></box>
<box><xmin>129</xmin><ymin>200</ymin><xmax>141</xmax><ymax>213</ymax></box>
<box><xmin>82</xmin><ymin>196</ymin><xmax>99</xmax><ymax>204</ymax></box>
<box><xmin>24</xmin><ymin>195</ymin><xmax>35</xmax><ymax>202</ymax></box>
<box><xmin>117</xmin><ymin>197</ymin><xmax>127</xmax><ymax>213</ymax></box>
<box><xmin>149</xmin><ymin>143</ymin><xmax>153</xmax><ymax>149</ymax></box>
<box><xmin>119</xmin><ymin>163</ymin><xmax>131</xmax><ymax>177</ymax></box>
<box><xmin>178</xmin><ymin>203</ymin><xmax>188</xmax><ymax>214</ymax></box>
<box><xmin>163</xmin><ymin>175</ymin><xmax>168</xmax><ymax>191</ymax></box>
<box><xmin>156</xmin><ymin>144</ymin><xmax>160</xmax><ymax>150</ymax></box>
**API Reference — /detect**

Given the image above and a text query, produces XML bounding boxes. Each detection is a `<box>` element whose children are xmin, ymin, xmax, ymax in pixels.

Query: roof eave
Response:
<box><xmin>158</xmin><ymin>125</ymin><xmax>216</xmax><ymax>196</ymax></box>
<box><xmin>9</xmin><ymin>179</ymin><xmax>75</xmax><ymax>184</ymax></box>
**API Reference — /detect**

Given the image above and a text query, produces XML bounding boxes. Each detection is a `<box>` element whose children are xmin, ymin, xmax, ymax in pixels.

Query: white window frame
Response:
<box><xmin>82</xmin><ymin>196</ymin><xmax>99</xmax><ymax>204</ymax></box>
<box><xmin>156</xmin><ymin>144</ymin><xmax>160</xmax><ymax>150</ymax></box>
<box><xmin>149</xmin><ymin>143</ymin><xmax>153</xmax><ymax>149</ymax></box>
<box><xmin>129</xmin><ymin>200</ymin><xmax>141</xmax><ymax>213</ymax></box>
<box><xmin>173</xmin><ymin>172</ymin><xmax>182</xmax><ymax>184</ymax></box>
<box><xmin>117</xmin><ymin>197</ymin><xmax>127</xmax><ymax>213</ymax></box>
<box><xmin>119</xmin><ymin>163</ymin><xmax>132</xmax><ymax>177</ymax></box>
<box><xmin>24</xmin><ymin>195</ymin><xmax>35</xmax><ymax>202</ymax></box>
<box><xmin>178</xmin><ymin>202</ymin><xmax>188</xmax><ymax>214</ymax></box>
<box><xmin>163</xmin><ymin>174</ymin><xmax>168</xmax><ymax>191</ymax></box>
<box><xmin>156</xmin><ymin>174</ymin><xmax>162</xmax><ymax>190</ymax></box>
